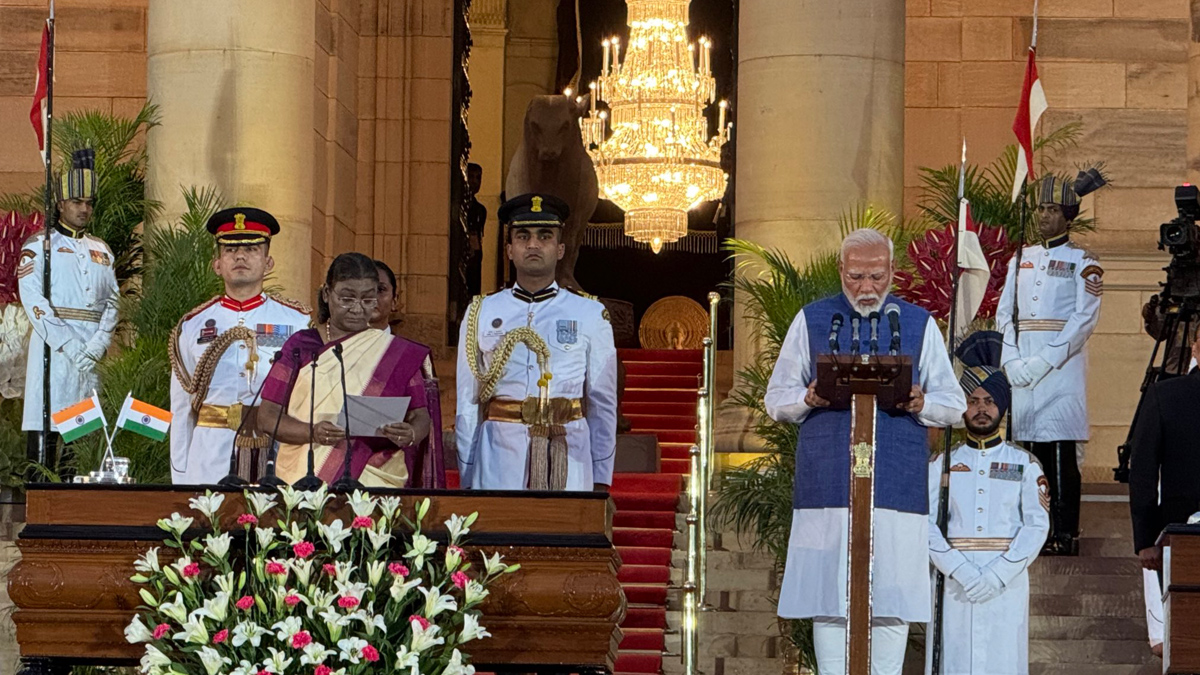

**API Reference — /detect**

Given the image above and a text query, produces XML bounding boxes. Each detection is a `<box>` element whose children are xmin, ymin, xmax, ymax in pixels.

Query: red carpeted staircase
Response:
<box><xmin>610</xmin><ymin>349</ymin><xmax>703</xmax><ymax>675</ymax></box>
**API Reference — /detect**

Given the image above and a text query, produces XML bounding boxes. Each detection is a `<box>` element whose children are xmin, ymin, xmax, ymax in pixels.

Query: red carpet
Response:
<box><xmin>611</xmin><ymin>348</ymin><xmax>702</xmax><ymax>675</ymax></box>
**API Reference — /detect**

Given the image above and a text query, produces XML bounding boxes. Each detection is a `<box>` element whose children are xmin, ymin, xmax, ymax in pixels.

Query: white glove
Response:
<box><xmin>965</xmin><ymin>568</ymin><xmax>1004</xmax><ymax>604</ymax></box>
<box><xmin>59</xmin><ymin>339</ymin><xmax>92</xmax><ymax>371</ymax></box>
<box><xmin>1005</xmin><ymin>359</ymin><xmax>1033</xmax><ymax>387</ymax></box>
<box><xmin>950</xmin><ymin>562</ymin><xmax>983</xmax><ymax>592</ymax></box>
<box><xmin>1025</xmin><ymin>355</ymin><xmax>1053</xmax><ymax>387</ymax></box>
<box><xmin>82</xmin><ymin>337</ymin><xmax>107</xmax><ymax>364</ymax></box>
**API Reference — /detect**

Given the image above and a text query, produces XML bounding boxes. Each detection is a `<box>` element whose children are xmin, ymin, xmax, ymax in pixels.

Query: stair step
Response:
<box><xmin>620</xmin><ymin>546</ymin><xmax>673</xmax><ymax>567</ymax></box>
<box><xmin>614</xmin><ymin>528</ymin><xmax>676</xmax><ymax>548</ymax></box>
<box><xmin>647</xmin><ymin>430</ymin><xmax>698</xmax><ymax>444</ymax></box>
<box><xmin>619</xmin><ymin>348</ymin><xmax>703</xmax><ymax>363</ymax></box>
<box><xmin>619</xmin><ymin>565</ymin><xmax>672</xmax><ymax>584</ymax></box>
<box><xmin>619</xmin><ymin>628</ymin><xmax>666</xmax><ymax>652</ymax></box>
<box><xmin>661</xmin><ymin>458</ymin><xmax>690</xmax><ymax>475</ymax></box>
<box><xmin>626</xmin><ymin>414</ymin><xmax>697</xmax><ymax>431</ymax></box>
<box><xmin>1032</xmin><ymin>557</ymin><xmax>1143</xmax><ymax>576</ymax></box>
<box><xmin>624</xmin><ymin>374</ymin><xmax>700</xmax><ymax>389</ymax></box>
<box><xmin>1030</xmin><ymin>640</ymin><xmax>1157</xmax><ymax>665</ymax></box>
<box><xmin>621</xmin><ymin>605</ymin><xmax>668</xmax><ymax>629</ymax></box>
<box><xmin>1028</xmin><ymin>665</ymin><xmax>1160</xmax><ymax>675</ymax></box>
<box><xmin>1079</xmin><ymin>537</ymin><xmax>1138</xmax><ymax>558</ymax></box>
<box><xmin>614</xmin><ymin>650</ymin><xmax>663</xmax><ymax>674</ymax></box>
<box><xmin>1030</xmin><ymin>592</ymin><xmax>1143</xmax><ymax>618</ymax></box>
<box><xmin>623</xmin><ymin>583</ymin><xmax>669</xmax><ymax>605</ymax></box>
<box><xmin>611</xmin><ymin>473</ymin><xmax>685</xmax><ymax>493</ymax></box>
<box><xmin>1029</xmin><ymin>616</ymin><xmax>1150</xmax><ymax>641</ymax></box>
<box><xmin>1030</xmin><ymin>574</ymin><xmax>1144</xmax><ymax>595</ymax></box>
<box><xmin>624</xmin><ymin>361</ymin><xmax>703</xmax><ymax>377</ymax></box>
<box><xmin>614</xmin><ymin>510</ymin><xmax>677</xmax><ymax>530</ymax></box>
<box><xmin>659</xmin><ymin>443</ymin><xmax>693</xmax><ymax>460</ymax></box>
<box><xmin>622</xmin><ymin>401</ymin><xmax>698</xmax><ymax>417</ymax></box>
<box><xmin>623</xmin><ymin>388</ymin><xmax>699</xmax><ymax>404</ymax></box>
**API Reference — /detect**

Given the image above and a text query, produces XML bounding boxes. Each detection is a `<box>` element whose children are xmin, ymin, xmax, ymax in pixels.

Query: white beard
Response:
<box><xmin>843</xmin><ymin>286</ymin><xmax>888</xmax><ymax>315</ymax></box>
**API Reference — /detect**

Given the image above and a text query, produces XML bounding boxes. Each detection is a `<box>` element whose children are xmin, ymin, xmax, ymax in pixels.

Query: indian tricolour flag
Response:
<box><xmin>51</xmin><ymin>395</ymin><xmax>106</xmax><ymax>443</ymax></box>
<box><xmin>115</xmin><ymin>394</ymin><xmax>172</xmax><ymax>442</ymax></box>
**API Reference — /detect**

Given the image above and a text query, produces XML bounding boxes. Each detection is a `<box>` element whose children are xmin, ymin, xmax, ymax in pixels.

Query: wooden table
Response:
<box><xmin>1158</xmin><ymin>524</ymin><xmax>1200</xmax><ymax>674</ymax></box>
<box><xmin>8</xmin><ymin>484</ymin><xmax>625</xmax><ymax>675</ymax></box>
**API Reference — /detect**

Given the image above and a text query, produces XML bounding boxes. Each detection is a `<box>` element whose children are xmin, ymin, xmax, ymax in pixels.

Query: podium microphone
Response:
<box><xmin>217</xmin><ymin>367</ymin><xmax>266</xmax><ymax>488</ymax></box>
<box><xmin>884</xmin><ymin>303</ymin><xmax>902</xmax><ymax>356</ymax></box>
<box><xmin>292</xmin><ymin>351</ymin><xmax>323</xmax><ymax>491</ymax></box>
<box><xmin>828</xmin><ymin>313</ymin><xmax>844</xmax><ymax>353</ymax></box>
<box><xmin>259</xmin><ymin>348</ymin><xmax>300</xmax><ymax>488</ymax></box>
<box><xmin>330</xmin><ymin>343</ymin><xmax>363</xmax><ymax>492</ymax></box>
<box><xmin>868</xmin><ymin>311</ymin><xmax>881</xmax><ymax>355</ymax></box>
<box><xmin>850</xmin><ymin>312</ymin><xmax>862</xmax><ymax>355</ymax></box>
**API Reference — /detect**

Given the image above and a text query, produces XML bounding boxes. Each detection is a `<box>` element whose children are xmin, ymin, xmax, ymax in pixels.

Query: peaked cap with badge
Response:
<box><xmin>499</xmin><ymin>193</ymin><xmax>570</xmax><ymax>229</ymax></box>
<box><xmin>206</xmin><ymin>207</ymin><xmax>280</xmax><ymax>246</ymax></box>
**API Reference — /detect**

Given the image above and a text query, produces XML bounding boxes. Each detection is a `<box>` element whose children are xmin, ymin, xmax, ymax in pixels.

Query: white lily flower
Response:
<box><xmin>156</xmin><ymin>512</ymin><xmax>193</xmax><ymax>536</ymax></box>
<box><xmin>307</xmin><ymin>588</ymin><xmax>335</xmax><ymax>616</ymax></box>
<box><xmin>347</xmin><ymin>489</ymin><xmax>377</xmax><ymax>517</ymax></box>
<box><xmin>366</xmin><ymin>559</ymin><xmax>387</xmax><ymax>586</ymax></box>
<box><xmin>231</xmin><ymin>620</ymin><xmax>266</xmax><ymax>648</ymax></box>
<box><xmin>318</xmin><ymin>607</ymin><xmax>353</xmax><ymax>629</ymax></box>
<box><xmin>334</xmin><ymin>580</ymin><xmax>368</xmax><ymax>603</ymax></box>
<box><xmin>277</xmin><ymin>485</ymin><xmax>305</xmax><ymax>511</ymax></box>
<box><xmin>245</xmin><ymin>491</ymin><xmax>278</xmax><ymax>516</ymax></box>
<box><xmin>365</xmin><ymin>527</ymin><xmax>392</xmax><ymax>552</ymax></box>
<box><xmin>229</xmin><ymin>660</ymin><xmax>258</xmax><ymax>675</ymax></box>
<box><xmin>271</xmin><ymin>615</ymin><xmax>304</xmax><ymax>642</ymax></box>
<box><xmin>331</xmin><ymin>560</ymin><xmax>354</xmax><ymax>583</ymax></box>
<box><xmin>404</xmin><ymin>532</ymin><xmax>438</xmax><ymax>569</ymax></box>
<box><xmin>202</xmin><ymin>591</ymin><xmax>230</xmax><ymax>623</ymax></box>
<box><xmin>394</xmin><ymin>645</ymin><xmax>420</xmax><ymax>673</ymax></box>
<box><xmin>444</xmin><ymin>513</ymin><xmax>471</xmax><ymax>541</ymax></box>
<box><xmin>349</xmin><ymin>609</ymin><xmax>388</xmax><ymax>636</ymax></box>
<box><xmin>419</xmin><ymin>585</ymin><xmax>458</xmax><ymax>619</ymax></box>
<box><xmin>189</xmin><ymin>491</ymin><xmax>226</xmax><ymax>523</ymax></box>
<box><xmin>157</xmin><ymin>592</ymin><xmax>189</xmax><ymax>624</ymax></box>
<box><xmin>316</xmin><ymin>519</ymin><xmax>352</xmax><ymax>553</ymax></box>
<box><xmin>133</xmin><ymin>547</ymin><xmax>160</xmax><ymax>574</ymax></box>
<box><xmin>168</xmin><ymin>555</ymin><xmax>193</xmax><ymax>578</ymax></box>
<box><xmin>214</xmin><ymin>572</ymin><xmax>236</xmax><ymax>597</ymax></box>
<box><xmin>278</xmin><ymin>521</ymin><xmax>308</xmax><ymax>545</ymax></box>
<box><xmin>254</xmin><ymin>527</ymin><xmax>277</xmax><ymax>549</ymax></box>
<box><xmin>460</xmin><ymin>613</ymin><xmax>491</xmax><ymax>642</ymax></box>
<box><xmin>263</xmin><ymin>646</ymin><xmax>293</xmax><ymax>674</ymax></box>
<box><xmin>197</xmin><ymin>646</ymin><xmax>229</xmax><ymax>675</ymax></box>
<box><xmin>300</xmin><ymin>641</ymin><xmax>336</xmax><ymax>666</ymax></box>
<box><xmin>140</xmin><ymin>644</ymin><xmax>171</xmax><ymax>671</ymax></box>
<box><xmin>204</xmin><ymin>532</ymin><xmax>232</xmax><ymax>559</ymax></box>
<box><xmin>444</xmin><ymin>648</ymin><xmax>476</xmax><ymax>675</ymax></box>
<box><xmin>464</xmin><ymin>579</ymin><xmax>489</xmax><ymax>605</ymax></box>
<box><xmin>337</xmin><ymin>636</ymin><xmax>369</xmax><ymax>664</ymax></box>
<box><xmin>172</xmin><ymin>614</ymin><xmax>210</xmax><ymax>645</ymax></box>
<box><xmin>481</xmin><ymin>551</ymin><xmax>506</xmax><ymax>576</ymax></box>
<box><xmin>409</xmin><ymin>621</ymin><xmax>444</xmax><ymax>653</ymax></box>
<box><xmin>389</xmin><ymin>576</ymin><xmax>423</xmax><ymax>602</ymax></box>
<box><xmin>124</xmin><ymin>614</ymin><xmax>153</xmax><ymax>643</ymax></box>
<box><xmin>292</xmin><ymin>558</ymin><xmax>315</xmax><ymax>587</ymax></box>
<box><xmin>298</xmin><ymin>485</ymin><xmax>332</xmax><ymax>512</ymax></box>
<box><xmin>377</xmin><ymin>495</ymin><xmax>402</xmax><ymax>521</ymax></box>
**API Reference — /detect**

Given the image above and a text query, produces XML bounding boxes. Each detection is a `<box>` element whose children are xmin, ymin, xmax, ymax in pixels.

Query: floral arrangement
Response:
<box><xmin>124</xmin><ymin>487</ymin><xmax>519</xmax><ymax>675</ymax></box>
<box><xmin>893</xmin><ymin>220</ymin><xmax>1016</xmax><ymax>322</ymax></box>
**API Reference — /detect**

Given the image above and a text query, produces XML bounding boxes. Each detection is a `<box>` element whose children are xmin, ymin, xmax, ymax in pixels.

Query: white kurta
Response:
<box><xmin>996</xmin><ymin>241</ymin><xmax>1101</xmax><ymax>442</ymax></box>
<box><xmin>926</xmin><ymin>440</ymin><xmax>1051</xmax><ymax>675</ymax></box>
<box><xmin>455</xmin><ymin>284</ymin><xmax>618</xmax><ymax>491</ymax></box>
<box><xmin>767</xmin><ymin>303</ymin><xmax>966</xmax><ymax>621</ymax></box>
<box><xmin>17</xmin><ymin>229</ymin><xmax>119</xmax><ymax>430</ymax></box>
<box><xmin>169</xmin><ymin>295</ymin><xmax>310</xmax><ymax>485</ymax></box>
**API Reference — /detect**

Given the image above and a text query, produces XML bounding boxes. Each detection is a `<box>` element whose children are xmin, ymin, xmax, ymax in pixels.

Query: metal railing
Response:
<box><xmin>682</xmin><ymin>292</ymin><xmax>719</xmax><ymax>675</ymax></box>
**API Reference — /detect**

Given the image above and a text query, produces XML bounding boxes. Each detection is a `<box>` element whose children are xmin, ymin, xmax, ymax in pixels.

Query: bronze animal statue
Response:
<box><xmin>506</xmin><ymin>95</ymin><xmax>599</xmax><ymax>292</ymax></box>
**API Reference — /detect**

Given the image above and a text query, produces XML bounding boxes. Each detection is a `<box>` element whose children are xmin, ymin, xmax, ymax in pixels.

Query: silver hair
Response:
<box><xmin>840</xmin><ymin>228</ymin><xmax>894</xmax><ymax>263</ymax></box>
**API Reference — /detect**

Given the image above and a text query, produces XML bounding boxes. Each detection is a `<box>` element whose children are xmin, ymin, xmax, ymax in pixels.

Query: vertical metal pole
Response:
<box><xmin>683</xmin><ymin>444</ymin><xmax>702</xmax><ymax>675</ymax></box>
<box><xmin>37</xmin><ymin>10</ymin><xmax>56</xmax><ymax>469</ymax></box>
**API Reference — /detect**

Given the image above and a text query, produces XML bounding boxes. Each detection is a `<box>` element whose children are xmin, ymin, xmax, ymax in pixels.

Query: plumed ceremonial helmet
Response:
<box><xmin>1038</xmin><ymin>166</ymin><xmax>1108</xmax><ymax>222</ymax></box>
<box><xmin>55</xmin><ymin>148</ymin><xmax>97</xmax><ymax>202</ymax></box>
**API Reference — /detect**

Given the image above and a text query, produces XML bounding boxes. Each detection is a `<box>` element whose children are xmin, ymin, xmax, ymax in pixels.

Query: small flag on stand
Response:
<box><xmin>114</xmin><ymin>393</ymin><xmax>172</xmax><ymax>442</ymax></box>
<box><xmin>51</xmin><ymin>395</ymin><xmax>106</xmax><ymax>443</ymax></box>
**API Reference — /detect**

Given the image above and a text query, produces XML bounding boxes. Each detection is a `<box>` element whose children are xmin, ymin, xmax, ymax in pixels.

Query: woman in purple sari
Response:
<box><xmin>257</xmin><ymin>253</ymin><xmax>433</xmax><ymax>487</ymax></box>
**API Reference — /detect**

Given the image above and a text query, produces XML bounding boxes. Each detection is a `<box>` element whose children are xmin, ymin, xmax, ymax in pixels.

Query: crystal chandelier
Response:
<box><xmin>580</xmin><ymin>0</ymin><xmax>730</xmax><ymax>254</ymax></box>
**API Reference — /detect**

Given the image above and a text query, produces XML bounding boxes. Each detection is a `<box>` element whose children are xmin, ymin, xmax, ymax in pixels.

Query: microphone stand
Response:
<box><xmin>258</xmin><ymin>348</ymin><xmax>300</xmax><ymax>488</ymax></box>
<box><xmin>292</xmin><ymin>351</ymin><xmax>324</xmax><ymax>491</ymax></box>
<box><xmin>329</xmin><ymin>343</ymin><xmax>363</xmax><ymax>492</ymax></box>
<box><xmin>868</xmin><ymin>311</ymin><xmax>881</xmax><ymax>355</ymax></box>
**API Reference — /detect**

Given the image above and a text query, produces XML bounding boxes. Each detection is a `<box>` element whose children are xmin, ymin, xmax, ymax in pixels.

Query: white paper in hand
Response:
<box><xmin>336</xmin><ymin>396</ymin><xmax>410</xmax><ymax>437</ymax></box>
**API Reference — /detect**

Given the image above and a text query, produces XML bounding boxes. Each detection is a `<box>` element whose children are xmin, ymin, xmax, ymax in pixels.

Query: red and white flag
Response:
<box><xmin>30</xmin><ymin>22</ymin><xmax>50</xmax><ymax>165</ymax></box>
<box><xmin>955</xmin><ymin>199</ymin><xmax>990</xmax><ymax>337</ymax></box>
<box><xmin>1011</xmin><ymin>7</ymin><xmax>1046</xmax><ymax>202</ymax></box>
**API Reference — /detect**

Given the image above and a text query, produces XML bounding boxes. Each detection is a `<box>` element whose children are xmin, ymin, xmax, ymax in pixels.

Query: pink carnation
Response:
<box><xmin>448</xmin><ymin>545</ymin><xmax>465</xmax><ymax>557</ymax></box>
<box><xmin>212</xmin><ymin>629</ymin><xmax>228</xmax><ymax>644</ymax></box>
<box><xmin>314</xmin><ymin>666</ymin><xmax>332</xmax><ymax>675</ymax></box>
<box><xmin>409</xmin><ymin>614</ymin><xmax>430</xmax><ymax>630</ymax></box>
<box><xmin>284</xmin><ymin>594</ymin><xmax>302</xmax><ymax>607</ymax></box>
<box><xmin>265</xmin><ymin>561</ymin><xmax>288</xmax><ymax>576</ymax></box>
<box><xmin>291</xmin><ymin>630</ymin><xmax>313</xmax><ymax>649</ymax></box>
<box><xmin>351</xmin><ymin>516</ymin><xmax>374</xmax><ymax>529</ymax></box>
<box><xmin>323</xmin><ymin>563</ymin><xmax>338</xmax><ymax>576</ymax></box>
<box><xmin>237</xmin><ymin>513</ymin><xmax>258</xmax><ymax>526</ymax></box>
<box><xmin>362</xmin><ymin>644</ymin><xmax>380</xmax><ymax>662</ymax></box>
<box><xmin>292</xmin><ymin>541</ymin><xmax>315</xmax><ymax>559</ymax></box>
<box><xmin>337</xmin><ymin>595</ymin><xmax>360</xmax><ymax>609</ymax></box>
<box><xmin>236</xmin><ymin>595</ymin><xmax>255</xmax><ymax>611</ymax></box>
<box><xmin>451</xmin><ymin>571</ymin><xmax>469</xmax><ymax>589</ymax></box>
<box><xmin>389</xmin><ymin>562</ymin><xmax>409</xmax><ymax>577</ymax></box>
<box><xmin>152</xmin><ymin>623</ymin><xmax>170</xmax><ymax>640</ymax></box>
<box><xmin>181</xmin><ymin>562</ymin><xmax>201</xmax><ymax>578</ymax></box>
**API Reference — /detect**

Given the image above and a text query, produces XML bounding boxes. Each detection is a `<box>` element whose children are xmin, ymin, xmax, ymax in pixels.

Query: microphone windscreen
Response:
<box><xmin>884</xmin><ymin>303</ymin><xmax>900</xmax><ymax>316</ymax></box>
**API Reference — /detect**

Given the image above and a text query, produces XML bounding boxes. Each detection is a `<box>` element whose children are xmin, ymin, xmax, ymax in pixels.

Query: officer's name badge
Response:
<box><xmin>90</xmin><ymin>250</ymin><xmax>111</xmax><ymax>266</ymax></box>
<box><xmin>1047</xmin><ymin>260</ymin><xmax>1076</xmax><ymax>278</ymax></box>
<box><xmin>1020</xmin><ymin>261</ymin><xmax>1034</xmax><ymax>269</ymax></box>
<box><xmin>198</xmin><ymin>318</ymin><xmax>218</xmax><ymax>344</ymax></box>
<box><xmin>988</xmin><ymin>462</ymin><xmax>1024</xmax><ymax>481</ymax></box>
<box><xmin>56</xmin><ymin>247</ymin><xmax>72</xmax><ymax>254</ymax></box>
<box><xmin>256</xmin><ymin>323</ymin><xmax>294</xmax><ymax>348</ymax></box>
<box><xmin>556</xmin><ymin>319</ymin><xmax>578</xmax><ymax>345</ymax></box>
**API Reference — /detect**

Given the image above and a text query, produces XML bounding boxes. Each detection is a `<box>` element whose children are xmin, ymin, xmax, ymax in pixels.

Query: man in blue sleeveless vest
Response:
<box><xmin>766</xmin><ymin>229</ymin><xmax>965</xmax><ymax>675</ymax></box>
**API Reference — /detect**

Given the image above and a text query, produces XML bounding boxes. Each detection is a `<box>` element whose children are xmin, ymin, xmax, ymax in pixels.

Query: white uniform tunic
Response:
<box><xmin>455</xmin><ymin>284</ymin><xmax>618</xmax><ymax>491</ymax></box>
<box><xmin>17</xmin><ymin>229</ymin><xmax>119</xmax><ymax>430</ymax></box>
<box><xmin>169</xmin><ymin>295</ymin><xmax>309</xmax><ymax>485</ymax></box>
<box><xmin>766</xmin><ymin>305</ymin><xmax>966</xmax><ymax>621</ymax></box>
<box><xmin>926</xmin><ymin>440</ymin><xmax>1050</xmax><ymax>675</ymax></box>
<box><xmin>996</xmin><ymin>240</ymin><xmax>1102</xmax><ymax>442</ymax></box>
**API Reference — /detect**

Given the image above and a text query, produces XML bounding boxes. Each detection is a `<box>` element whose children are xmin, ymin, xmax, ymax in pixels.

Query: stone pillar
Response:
<box><xmin>1190</xmin><ymin>0</ymin><xmax>1200</xmax><ymax>184</ymax></box>
<box><xmin>468</xmin><ymin>0</ymin><xmax>509</xmax><ymax>295</ymax></box>
<box><xmin>146</xmin><ymin>0</ymin><xmax>316</xmax><ymax>298</ymax></box>
<box><xmin>718</xmin><ymin>0</ymin><xmax>906</xmax><ymax>451</ymax></box>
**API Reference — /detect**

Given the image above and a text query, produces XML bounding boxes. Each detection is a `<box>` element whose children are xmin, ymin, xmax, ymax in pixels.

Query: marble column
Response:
<box><xmin>468</xmin><ymin>0</ymin><xmax>509</xmax><ymax>295</ymax></box>
<box><xmin>145</xmin><ymin>0</ymin><xmax>316</xmax><ymax>298</ymax></box>
<box><xmin>1189</xmin><ymin>0</ymin><xmax>1200</xmax><ymax>183</ymax></box>
<box><xmin>719</xmin><ymin>0</ymin><xmax>906</xmax><ymax>451</ymax></box>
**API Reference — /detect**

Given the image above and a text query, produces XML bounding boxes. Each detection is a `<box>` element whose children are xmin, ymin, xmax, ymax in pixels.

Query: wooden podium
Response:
<box><xmin>8</xmin><ymin>485</ymin><xmax>625</xmax><ymax>675</ymax></box>
<box><xmin>815</xmin><ymin>353</ymin><xmax>912</xmax><ymax>675</ymax></box>
<box><xmin>1158</xmin><ymin>524</ymin><xmax>1200</xmax><ymax>674</ymax></box>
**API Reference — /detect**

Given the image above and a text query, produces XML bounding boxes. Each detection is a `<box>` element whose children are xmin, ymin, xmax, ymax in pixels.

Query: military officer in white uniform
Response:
<box><xmin>928</xmin><ymin>330</ymin><xmax>1051</xmax><ymax>675</ymax></box>
<box><xmin>996</xmin><ymin>169</ymin><xmax>1107</xmax><ymax>555</ymax></box>
<box><xmin>18</xmin><ymin>149</ymin><xmax>118</xmax><ymax>459</ymax></box>
<box><xmin>169</xmin><ymin>207</ymin><xmax>310</xmax><ymax>485</ymax></box>
<box><xmin>455</xmin><ymin>194</ymin><xmax>618</xmax><ymax>492</ymax></box>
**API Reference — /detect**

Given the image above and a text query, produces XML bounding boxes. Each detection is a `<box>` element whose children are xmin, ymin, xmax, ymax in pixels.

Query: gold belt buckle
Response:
<box><xmin>521</xmin><ymin>398</ymin><xmax>540</xmax><ymax>425</ymax></box>
<box><xmin>227</xmin><ymin>402</ymin><xmax>243</xmax><ymax>431</ymax></box>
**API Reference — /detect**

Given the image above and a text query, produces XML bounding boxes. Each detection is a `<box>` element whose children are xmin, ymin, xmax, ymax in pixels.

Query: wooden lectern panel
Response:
<box><xmin>8</xmin><ymin>485</ymin><xmax>624</xmax><ymax>674</ymax></box>
<box><xmin>847</xmin><ymin>393</ymin><xmax>877</xmax><ymax>675</ymax></box>
<box><xmin>1158</xmin><ymin>525</ymin><xmax>1200</xmax><ymax>674</ymax></box>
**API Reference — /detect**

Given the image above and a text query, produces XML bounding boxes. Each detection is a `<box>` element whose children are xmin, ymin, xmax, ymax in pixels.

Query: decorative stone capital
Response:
<box><xmin>470</xmin><ymin>0</ymin><xmax>507</xmax><ymax>29</ymax></box>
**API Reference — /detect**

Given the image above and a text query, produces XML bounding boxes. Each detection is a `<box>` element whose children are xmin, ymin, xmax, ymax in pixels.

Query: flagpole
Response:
<box><xmin>37</xmin><ymin>1</ymin><xmax>56</xmax><ymax>472</ymax></box>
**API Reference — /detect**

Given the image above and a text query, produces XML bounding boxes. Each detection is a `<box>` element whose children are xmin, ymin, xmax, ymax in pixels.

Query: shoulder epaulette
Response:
<box><xmin>84</xmin><ymin>234</ymin><xmax>113</xmax><ymax>251</ymax></box>
<box><xmin>267</xmin><ymin>293</ymin><xmax>312</xmax><ymax>316</ymax></box>
<box><xmin>181</xmin><ymin>296</ymin><xmax>221</xmax><ymax>323</ymax></box>
<box><xmin>567</xmin><ymin>287</ymin><xmax>599</xmax><ymax>301</ymax></box>
<box><xmin>21</xmin><ymin>231</ymin><xmax>44</xmax><ymax>248</ymax></box>
<box><xmin>1067</xmin><ymin>241</ymin><xmax>1099</xmax><ymax>261</ymax></box>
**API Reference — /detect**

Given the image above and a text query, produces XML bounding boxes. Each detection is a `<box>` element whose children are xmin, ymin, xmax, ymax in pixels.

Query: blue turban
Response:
<box><xmin>955</xmin><ymin>330</ymin><xmax>1010</xmax><ymax>418</ymax></box>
